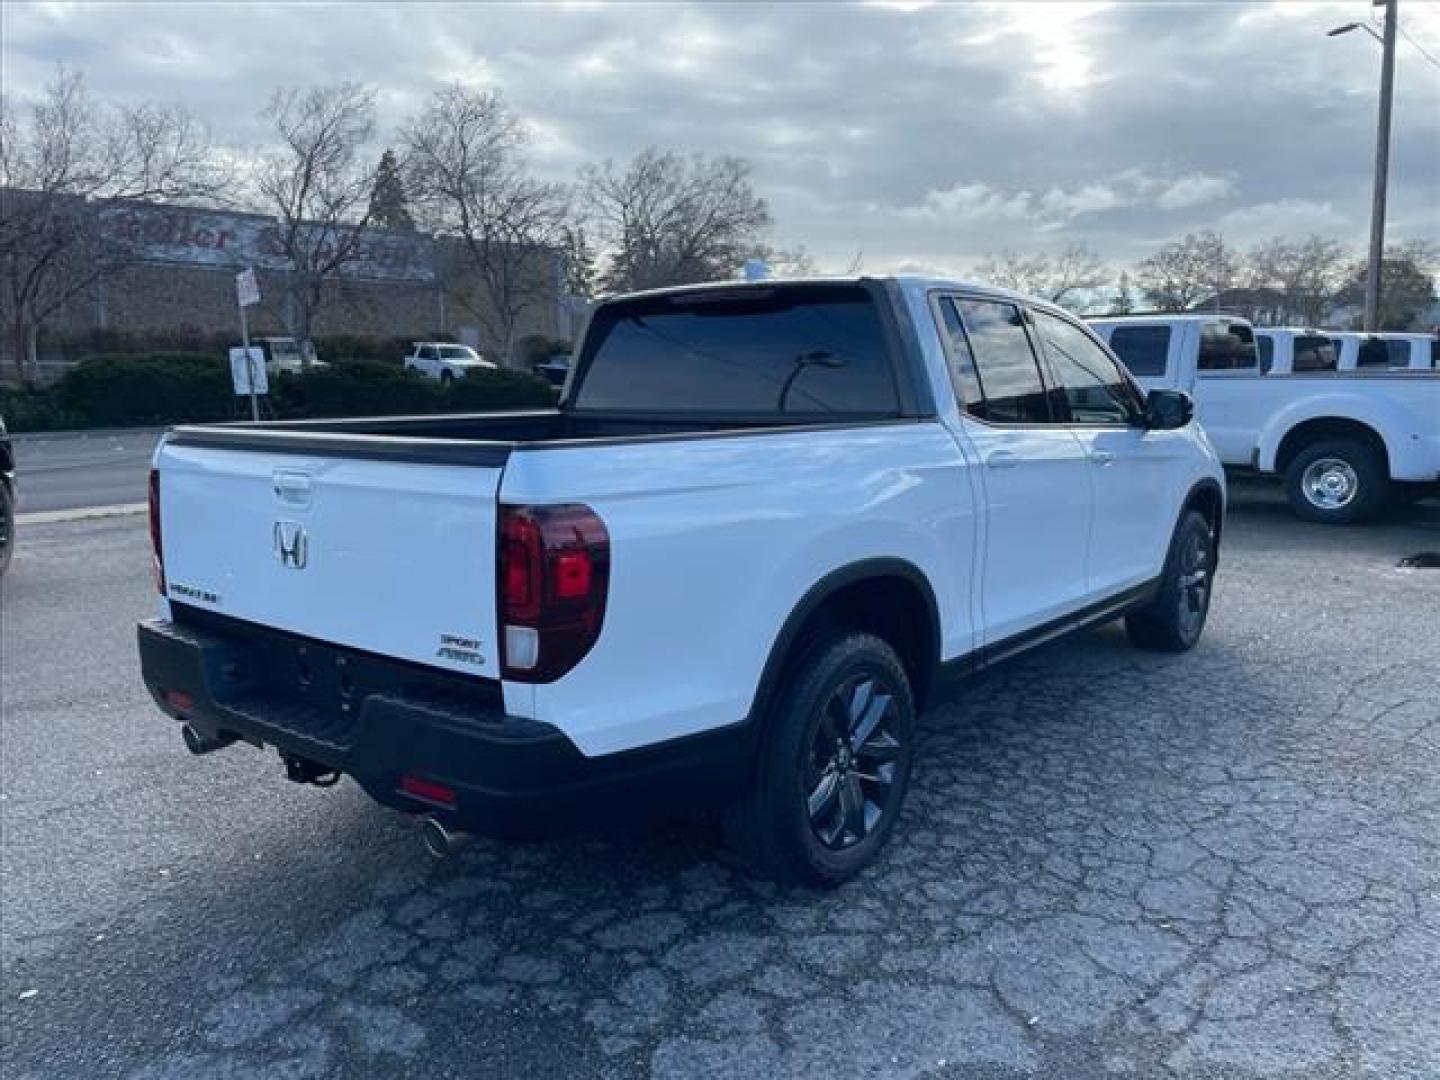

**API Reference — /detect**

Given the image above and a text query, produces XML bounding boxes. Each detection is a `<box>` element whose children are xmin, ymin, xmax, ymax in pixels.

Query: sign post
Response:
<box><xmin>235</xmin><ymin>267</ymin><xmax>262</xmax><ymax>420</ymax></box>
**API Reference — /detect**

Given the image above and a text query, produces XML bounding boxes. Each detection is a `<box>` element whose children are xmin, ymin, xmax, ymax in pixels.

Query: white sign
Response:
<box><xmin>229</xmin><ymin>347</ymin><xmax>268</xmax><ymax>396</ymax></box>
<box><xmin>235</xmin><ymin>267</ymin><xmax>261</xmax><ymax>308</ymax></box>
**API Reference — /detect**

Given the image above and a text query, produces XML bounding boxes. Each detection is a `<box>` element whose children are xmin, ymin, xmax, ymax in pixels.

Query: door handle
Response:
<box><xmin>1089</xmin><ymin>450</ymin><xmax>1115</xmax><ymax>466</ymax></box>
<box><xmin>985</xmin><ymin>450</ymin><xmax>1020</xmax><ymax>469</ymax></box>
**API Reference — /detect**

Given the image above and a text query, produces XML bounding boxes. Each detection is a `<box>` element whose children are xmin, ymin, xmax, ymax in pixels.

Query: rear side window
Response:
<box><xmin>936</xmin><ymin>299</ymin><xmax>985</xmax><ymax>407</ymax></box>
<box><xmin>1199</xmin><ymin>322</ymin><xmax>1258</xmax><ymax>371</ymax></box>
<box><xmin>1356</xmin><ymin>337</ymin><xmax>1389</xmax><ymax>368</ymax></box>
<box><xmin>1107</xmin><ymin>326</ymin><xmax>1170</xmax><ymax>378</ymax></box>
<box><xmin>951</xmin><ymin>298</ymin><xmax>1051</xmax><ymax>424</ymax></box>
<box><xmin>1386</xmin><ymin>340</ymin><xmax>1410</xmax><ymax>367</ymax></box>
<box><xmin>1292</xmin><ymin>335</ymin><xmax>1337</xmax><ymax>372</ymax></box>
<box><xmin>574</xmin><ymin>286</ymin><xmax>899</xmax><ymax>415</ymax></box>
<box><xmin>1258</xmin><ymin>335</ymin><xmax>1275</xmax><ymax>373</ymax></box>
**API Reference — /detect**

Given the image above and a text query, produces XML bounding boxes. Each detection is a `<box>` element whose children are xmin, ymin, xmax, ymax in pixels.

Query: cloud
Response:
<box><xmin>1</xmin><ymin>0</ymin><xmax>1435</xmax><ymax>272</ymax></box>
<box><xmin>1217</xmin><ymin>198</ymin><xmax>1347</xmax><ymax>238</ymax></box>
<box><xmin>1156</xmin><ymin>173</ymin><xmax>1235</xmax><ymax>210</ymax></box>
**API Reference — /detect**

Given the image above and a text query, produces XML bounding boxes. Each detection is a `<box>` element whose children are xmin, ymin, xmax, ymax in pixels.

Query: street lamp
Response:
<box><xmin>1328</xmin><ymin>1</ymin><xmax>1398</xmax><ymax>332</ymax></box>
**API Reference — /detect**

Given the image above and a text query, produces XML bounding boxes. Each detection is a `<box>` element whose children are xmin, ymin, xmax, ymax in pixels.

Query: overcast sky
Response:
<box><xmin>3</xmin><ymin>1</ymin><xmax>1438</xmax><ymax>274</ymax></box>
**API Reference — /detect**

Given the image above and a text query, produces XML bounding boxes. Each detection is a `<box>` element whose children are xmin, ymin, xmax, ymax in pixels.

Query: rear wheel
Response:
<box><xmin>1126</xmin><ymin>509</ymin><xmax>1214</xmax><ymax>652</ymax></box>
<box><xmin>725</xmin><ymin>631</ymin><xmax>916</xmax><ymax>887</ymax></box>
<box><xmin>1283</xmin><ymin>438</ymin><xmax>1388</xmax><ymax>524</ymax></box>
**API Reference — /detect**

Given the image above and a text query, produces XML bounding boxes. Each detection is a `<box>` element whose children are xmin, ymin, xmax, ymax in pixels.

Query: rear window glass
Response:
<box><xmin>1292</xmin><ymin>335</ymin><xmax>1337</xmax><ymax>372</ymax></box>
<box><xmin>1199</xmin><ymin>322</ymin><xmax>1257</xmax><ymax>371</ymax></box>
<box><xmin>1107</xmin><ymin>326</ymin><xmax>1171</xmax><ymax>377</ymax></box>
<box><xmin>574</xmin><ymin>286</ymin><xmax>899</xmax><ymax>415</ymax></box>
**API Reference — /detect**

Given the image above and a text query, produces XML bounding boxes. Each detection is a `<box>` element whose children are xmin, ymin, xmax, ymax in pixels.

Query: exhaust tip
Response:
<box><xmin>182</xmin><ymin>724</ymin><xmax>235</xmax><ymax>756</ymax></box>
<box><xmin>418</xmin><ymin>815</ymin><xmax>469</xmax><ymax>860</ymax></box>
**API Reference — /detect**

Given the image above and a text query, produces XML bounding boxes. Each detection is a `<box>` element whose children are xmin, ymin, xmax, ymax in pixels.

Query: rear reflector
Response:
<box><xmin>400</xmin><ymin>774</ymin><xmax>457</xmax><ymax>808</ymax></box>
<box><xmin>148</xmin><ymin>469</ymin><xmax>165</xmax><ymax>595</ymax></box>
<box><xmin>164</xmin><ymin>689</ymin><xmax>195</xmax><ymax>712</ymax></box>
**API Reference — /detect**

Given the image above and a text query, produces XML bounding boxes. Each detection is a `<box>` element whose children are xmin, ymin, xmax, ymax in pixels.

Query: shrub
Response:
<box><xmin>0</xmin><ymin>353</ymin><xmax>558</xmax><ymax>431</ymax></box>
<box><xmin>53</xmin><ymin>353</ymin><xmax>234</xmax><ymax>427</ymax></box>
<box><xmin>268</xmin><ymin>361</ymin><xmax>440</xmax><ymax>419</ymax></box>
<box><xmin>445</xmin><ymin>367</ymin><xmax>558</xmax><ymax>411</ymax></box>
<box><xmin>311</xmin><ymin>334</ymin><xmax>420</xmax><ymax>367</ymax></box>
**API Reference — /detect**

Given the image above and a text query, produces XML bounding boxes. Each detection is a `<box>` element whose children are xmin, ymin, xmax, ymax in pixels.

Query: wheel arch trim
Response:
<box><xmin>747</xmin><ymin>557</ymin><xmax>941</xmax><ymax>725</ymax></box>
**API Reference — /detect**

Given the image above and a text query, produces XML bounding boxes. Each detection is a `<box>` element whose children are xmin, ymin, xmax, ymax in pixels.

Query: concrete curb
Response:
<box><xmin>16</xmin><ymin>502</ymin><xmax>148</xmax><ymax>525</ymax></box>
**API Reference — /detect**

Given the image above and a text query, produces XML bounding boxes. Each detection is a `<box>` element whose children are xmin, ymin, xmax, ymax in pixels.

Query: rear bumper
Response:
<box><xmin>137</xmin><ymin>612</ymin><xmax>754</xmax><ymax>836</ymax></box>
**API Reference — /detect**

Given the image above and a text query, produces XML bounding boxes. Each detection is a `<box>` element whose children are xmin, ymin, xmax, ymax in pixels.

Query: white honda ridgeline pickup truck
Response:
<box><xmin>139</xmin><ymin>277</ymin><xmax>1224</xmax><ymax>886</ymax></box>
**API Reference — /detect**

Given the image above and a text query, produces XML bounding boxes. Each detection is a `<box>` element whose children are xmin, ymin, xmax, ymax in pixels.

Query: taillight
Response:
<box><xmin>148</xmin><ymin>468</ymin><xmax>165</xmax><ymax>594</ymax></box>
<box><xmin>498</xmin><ymin>504</ymin><xmax>609</xmax><ymax>682</ymax></box>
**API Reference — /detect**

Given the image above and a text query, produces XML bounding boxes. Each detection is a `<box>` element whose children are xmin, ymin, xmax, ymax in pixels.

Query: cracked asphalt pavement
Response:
<box><xmin>3</xmin><ymin>480</ymin><xmax>1438</xmax><ymax>1078</ymax></box>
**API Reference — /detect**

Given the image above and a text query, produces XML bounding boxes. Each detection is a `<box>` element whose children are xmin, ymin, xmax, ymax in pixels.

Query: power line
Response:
<box><xmin>1397</xmin><ymin>20</ymin><xmax>1440</xmax><ymax>71</ymax></box>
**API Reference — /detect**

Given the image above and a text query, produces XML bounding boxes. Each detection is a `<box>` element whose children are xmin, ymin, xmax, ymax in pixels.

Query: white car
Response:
<box><xmin>1329</xmin><ymin>331</ymin><xmax>1437</xmax><ymax>371</ymax></box>
<box><xmin>1091</xmin><ymin>315</ymin><xmax>1440</xmax><ymax>522</ymax></box>
<box><xmin>404</xmin><ymin>342</ymin><xmax>497</xmax><ymax>382</ymax></box>
<box><xmin>140</xmin><ymin>277</ymin><xmax>1224</xmax><ymax>885</ymax></box>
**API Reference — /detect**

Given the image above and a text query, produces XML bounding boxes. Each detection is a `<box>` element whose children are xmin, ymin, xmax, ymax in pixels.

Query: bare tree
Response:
<box><xmin>1245</xmin><ymin>235</ymin><xmax>1350</xmax><ymax>325</ymax></box>
<box><xmin>254</xmin><ymin>82</ymin><xmax>377</xmax><ymax>349</ymax></box>
<box><xmin>0</xmin><ymin>66</ymin><xmax>222</xmax><ymax>383</ymax></box>
<box><xmin>402</xmin><ymin>86</ymin><xmax>568</xmax><ymax>364</ymax></box>
<box><xmin>1134</xmin><ymin>230</ymin><xmax>1239</xmax><ymax>312</ymax></box>
<box><xmin>974</xmin><ymin>242</ymin><xmax>1108</xmax><ymax>310</ymax></box>
<box><xmin>579</xmin><ymin>148</ymin><xmax>772</xmax><ymax>292</ymax></box>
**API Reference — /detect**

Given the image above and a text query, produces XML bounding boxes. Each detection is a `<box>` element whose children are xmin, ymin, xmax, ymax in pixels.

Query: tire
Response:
<box><xmin>1125</xmin><ymin>509</ymin><xmax>1215</xmax><ymax>653</ymax></box>
<box><xmin>0</xmin><ymin>482</ymin><xmax>12</xmax><ymax>577</ymax></box>
<box><xmin>724</xmin><ymin>631</ymin><xmax>916</xmax><ymax>887</ymax></box>
<box><xmin>1283</xmin><ymin>438</ymin><xmax>1389</xmax><ymax>524</ymax></box>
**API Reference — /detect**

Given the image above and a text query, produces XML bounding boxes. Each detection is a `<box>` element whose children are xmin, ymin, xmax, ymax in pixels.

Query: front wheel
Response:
<box><xmin>1283</xmin><ymin>438</ymin><xmax>1389</xmax><ymax>524</ymax></box>
<box><xmin>725</xmin><ymin>631</ymin><xmax>916</xmax><ymax>887</ymax></box>
<box><xmin>1126</xmin><ymin>508</ymin><xmax>1215</xmax><ymax>653</ymax></box>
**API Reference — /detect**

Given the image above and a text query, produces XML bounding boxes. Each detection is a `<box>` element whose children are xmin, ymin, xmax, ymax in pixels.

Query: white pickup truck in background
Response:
<box><xmin>140</xmin><ymin>277</ymin><xmax>1225</xmax><ymax>886</ymax></box>
<box><xmin>1329</xmin><ymin>331</ymin><xmax>1437</xmax><ymax>372</ymax></box>
<box><xmin>1090</xmin><ymin>315</ymin><xmax>1440</xmax><ymax>523</ymax></box>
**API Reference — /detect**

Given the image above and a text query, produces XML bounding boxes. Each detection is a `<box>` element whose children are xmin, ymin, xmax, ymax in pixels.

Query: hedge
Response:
<box><xmin>0</xmin><ymin>353</ymin><xmax>558</xmax><ymax>432</ymax></box>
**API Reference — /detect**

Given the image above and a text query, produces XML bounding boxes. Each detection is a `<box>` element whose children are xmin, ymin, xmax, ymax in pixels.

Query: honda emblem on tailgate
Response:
<box><xmin>274</xmin><ymin>521</ymin><xmax>308</xmax><ymax>569</ymax></box>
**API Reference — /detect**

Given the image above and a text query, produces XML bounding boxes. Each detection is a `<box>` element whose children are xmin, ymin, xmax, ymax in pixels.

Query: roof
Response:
<box><xmin>1087</xmin><ymin>313</ymin><xmax>1247</xmax><ymax>324</ymax></box>
<box><xmin>601</xmin><ymin>274</ymin><xmax>1039</xmax><ymax>308</ymax></box>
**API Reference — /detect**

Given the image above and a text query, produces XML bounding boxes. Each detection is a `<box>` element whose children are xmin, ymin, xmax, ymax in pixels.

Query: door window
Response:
<box><xmin>1292</xmin><ymin>335</ymin><xmax>1337</xmax><ymax>372</ymax></box>
<box><xmin>949</xmin><ymin>298</ymin><xmax>1051</xmax><ymax>423</ymax></box>
<box><xmin>1031</xmin><ymin>309</ymin><xmax>1141</xmax><ymax>424</ymax></box>
<box><xmin>1198</xmin><ymin>322</ymin><xmax>1258</xmax><ymax>372</ymax></box>
<box><xmin>1108</xmin><ymin>325</ymin><xmax>1171</xmax><ymax>378</ymax></box>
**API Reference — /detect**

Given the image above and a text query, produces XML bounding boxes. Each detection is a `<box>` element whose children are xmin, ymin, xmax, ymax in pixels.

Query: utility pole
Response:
<box><xmin>1364</xmin><ymin>0</ymin><xmax>1398</xmax><ymax>332</ymax></box>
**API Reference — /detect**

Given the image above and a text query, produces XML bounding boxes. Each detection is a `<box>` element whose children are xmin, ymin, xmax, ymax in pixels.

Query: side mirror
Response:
<box><xmin>1143</xmin><ymin>389</ymin><xmax>1193</xmax><ymax>430</ymax></box>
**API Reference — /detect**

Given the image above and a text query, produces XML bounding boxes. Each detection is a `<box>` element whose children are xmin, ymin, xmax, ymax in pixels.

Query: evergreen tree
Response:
<box><xmin>368</xmin><ymin>149</ymin><xmax>414</xmax><ymax>232</ymax></box>
<box><xmin>1109</xmin><ymin>271</ymin><xmax>1136</xmax><ymax>315</ymax></box>
<box><xmin>561</xmin><ymin>225</ymin><xmax>597</xmax><ymax>298</ymax></box>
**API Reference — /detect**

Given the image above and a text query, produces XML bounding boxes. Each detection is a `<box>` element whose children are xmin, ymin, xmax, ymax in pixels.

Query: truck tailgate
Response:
<box><xmin>155</xmin><ymin>438</ymin><xmax>503</xmax><ymax>679</ymax></box>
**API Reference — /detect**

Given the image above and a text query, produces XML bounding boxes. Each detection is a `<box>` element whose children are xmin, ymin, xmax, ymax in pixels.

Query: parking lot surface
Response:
<box><xmin>2</xmin><ymin>482</ymin><xmax>1438</xmax><ymax>1079</ymax></box>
